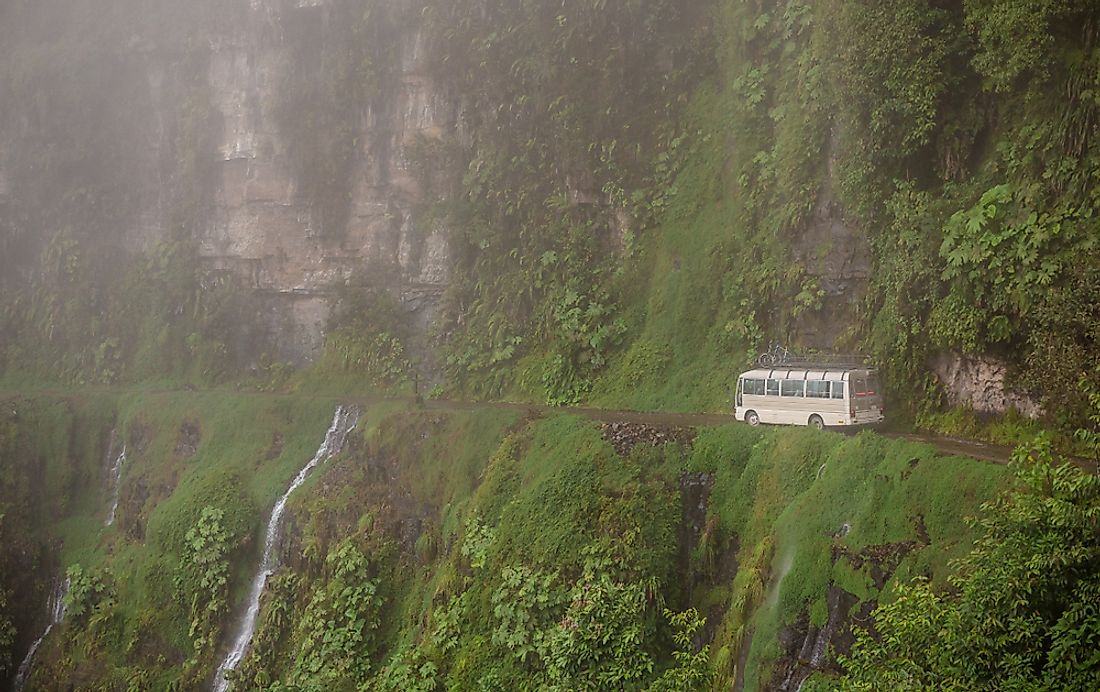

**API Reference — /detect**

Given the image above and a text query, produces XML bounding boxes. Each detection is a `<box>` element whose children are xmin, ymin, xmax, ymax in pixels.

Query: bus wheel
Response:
<box><xmin>745</xmin><ymin>410</ymin><xmax>760</xmax><ymax>426</ymax></box>
<box><xmin>808</xmin><ymin>415</ymin><xmax>824</xmax><ymax>430</ymax></box>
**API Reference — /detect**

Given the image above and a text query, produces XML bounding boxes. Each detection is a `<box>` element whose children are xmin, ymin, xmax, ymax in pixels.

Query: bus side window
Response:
<box><xmin>766</xmin><ymin>379</ymin><xmax>779</xmax><ymax>396</ymax></box>
<box><xmin>745</xmin><ymin>379</ymin><xmax>765</xmax><ymax>395</ymax></box>
<box><xmin>830</xmin><ymin>381</ymin><xmax>845</xmax><ymax>399</ymax></box>
<box><xmin>780</xmin><ymin>380</ymin><xmax>805</xmax><ymax>397</ymax></box>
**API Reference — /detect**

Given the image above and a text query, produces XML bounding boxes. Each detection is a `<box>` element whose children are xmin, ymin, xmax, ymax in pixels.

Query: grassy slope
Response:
<box><xmin>3</xmin><ymin>382</ymin><xmax>1005</xmax><ymax>689</ymax></box>
<box><xmin>701</xmin><ymin>429</ymin><xmax>1004</xmax><ymax>688</ymax></box>
<box><xmin>192</xmin><ymin>401</ymin><xmax>1007</xmax><ymax>689</ymax></box>
<box><xmin>3</xmin><ymin>389</ymin><xmax>342</xmax><ymax>687</ymax></box>
<box><xmin>591</xmin><ymin>87</ymin><xmax>755</xmax><ymax>414</ymax></box>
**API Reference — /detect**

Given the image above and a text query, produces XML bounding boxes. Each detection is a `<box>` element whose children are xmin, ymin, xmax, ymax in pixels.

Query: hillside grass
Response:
<box><xmin>231</xmin><ymin>407</ymin><xmax>1007</xmax><ymax>689</ymax></box>
<box><xmin>3</xmin><ymin>386</ymin><xmax>1009</xmax><ymax>689</ymax></box>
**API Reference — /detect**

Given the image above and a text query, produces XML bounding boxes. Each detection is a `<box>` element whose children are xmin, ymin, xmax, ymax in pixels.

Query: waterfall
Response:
<box><xmin>13</xmin><ymin>425</ymin><xmax>125</xmax><ymax>688</ymax></box>
<box><xmin>212</xmin><ymin>405</ymin><xmax>360</xmax><ymax>691</ymax></box>
<box><xmin>104</xmin><ymin>436</ymin><xmax>127</xmax><ymax>527</ymax></box>
<box><xmin>11</xmin><ymin>577</ymin><xmax>69</xmax><ymax>692</ymax></box>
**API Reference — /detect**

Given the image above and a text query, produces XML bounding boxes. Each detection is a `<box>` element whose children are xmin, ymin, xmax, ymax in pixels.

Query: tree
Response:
<box><xmin>839</xmin><ymin>435</ymin><xmax>1100</xmax><ymax>690</ymax></box>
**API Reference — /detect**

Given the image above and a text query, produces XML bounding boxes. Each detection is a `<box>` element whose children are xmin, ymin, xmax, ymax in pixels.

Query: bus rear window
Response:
<box><xmin>866</xmin><ymin>374</ymin><xmax>879</xmax><ymax>396</ymax></box>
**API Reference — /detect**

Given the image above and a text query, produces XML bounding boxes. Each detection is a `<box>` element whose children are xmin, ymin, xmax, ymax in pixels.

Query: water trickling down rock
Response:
<box><xmin>212</xmin><ymin>405</ymin><xmax>360</xmax><ymax>691</ymax></box>
<box><xmin>12</xmin><ymin>577</ymin><xmax>69</xmax><ymax>692</ymax></box>
<box><xmin>105</xmin><ymin>434</ymin><xmax>127</xmax><ymax>527</ymax></box>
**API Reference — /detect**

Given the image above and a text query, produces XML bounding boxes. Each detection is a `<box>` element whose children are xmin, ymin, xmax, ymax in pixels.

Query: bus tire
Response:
<box><xmin>808</xmin><ymin>414</ymin><xmax>824</xmax><ymax>430</ymax></box>
<box><xmin>745</xmin><ymin>410</ymin><xmax>760</xmax><ymax>426</ymax></box>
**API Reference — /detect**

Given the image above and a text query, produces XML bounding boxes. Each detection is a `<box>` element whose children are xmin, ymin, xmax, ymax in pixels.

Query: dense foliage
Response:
<box><xmin>319</xmin><ymin>286</ymin><xmax>414</xmax><ymax>386</ymax></box>
<box><xmin>2</xmin><ymin>1</ymin><xmax>1100</xmax><ymax>688</ymax></box>
<box><xmin>1</xmin><ymin>0</ymin><xmax>1098</xmax><ymax>429</ymax></box>
<box><xmin>0</xmin><ymin>387</ymin><xmax>1014</xmax><ymax>690</ymax></box>
<box><xmin>177</xmin><ymin>506</ymin><xmax>232</xmax><ymax>663</ymax></box>
<box><xmin>838</xmin><ymin>437</ymin><xmax>1100</xmax><ymax>690</ymax></box>
<box><xmin>826</xmin><ymin>0</ymin><xmax>1100</xmax><ymax>422</ymax></box>
<box><xmin>413</xmin><ymin>0</ymin><xmax>713</xmax><ymax>403</ymax></box>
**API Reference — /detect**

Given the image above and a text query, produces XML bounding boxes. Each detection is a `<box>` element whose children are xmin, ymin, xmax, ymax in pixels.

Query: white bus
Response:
<box><xmin>734</xmin><ymin>367</ymin><xmax>884</xmax><ymax>429</ymax></box>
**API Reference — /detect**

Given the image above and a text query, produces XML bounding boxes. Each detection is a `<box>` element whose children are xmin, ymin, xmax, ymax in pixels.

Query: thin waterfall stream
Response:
<box><xmin>9</xmin><ymin>422</ymin><xmax>125</xmax><ymax>689</ymax></box>
<box><xmin>104</xmin><ymin>434</ymin><xmax>126</xmax><ymax>527</ymax></box>
<box><xmin>11</xmin><ymin>577</ymin><xmax>68</xmax><ymax>692</ymax></box>
<box><xmin>212</xmin><ymin>405</ymin><xmax>360</xmax><ymax>691</ymax></box>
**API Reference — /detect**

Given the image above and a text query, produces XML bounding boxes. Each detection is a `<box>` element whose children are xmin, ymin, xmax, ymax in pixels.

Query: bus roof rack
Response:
<box><xmin>755</xmin><ymin>343</ymin><xmax>873</xmax><ymax>369</ymax></box>
<box><xmin>757</xmin><ymin>353</ymin><xmax>872</xmax><ymax>369</ymax></box>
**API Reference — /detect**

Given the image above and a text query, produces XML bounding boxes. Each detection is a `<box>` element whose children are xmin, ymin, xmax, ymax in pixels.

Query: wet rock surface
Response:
<box><xmin>118</xmin><ymin>478</ymin><xmax>149</xmax><ymax>542</ymax></box>
<box><xmin>679</xmin><ymin>472</ymin><xmax>714</xmax><ymax>601</ymax></box>
<box><xmin>932</xmin><ymin>352</ymin><xmax>1042</xmax><ymax>418</ymax></box>
<box><xmin>126</xmin><ymin>421</ymin><xmax>152</xmax><ymax>458</ymax></box>
<box><xmin>771</xmin><ymin>585</ymin><xmax>864</xmax><ymax>691</ymax></box>
<box><xmin>832</xmin><ymin>515</ymin><xmax>931</xmax><ymax>589</ymax></box>
<box><xmin>174</xmin><ymin>420</ymin><xmax>201</xmax><ymax>458</ymax></box>
<box><xmin>600</xmin><ymin>421</ymin><xmax>694</xmax><ymax>457</ymax></box>
<box><xmin>285</xmin><ymin>415</ymin><xmax>437</xmax><ymax>572</ymax></box>
<box><xmin>763</xmin><ymin>515</ymin><xmax>935</xmax><ymax>689</ymax></box>
<box><xmin>194</xmin><ymin>0</ymin><xmax>455</xmax><ymax>363</ymax></box>
<box><xmin>264</xmin><ymin>430</ymin><xmax>284</xmax><ymax>460</ymax></box>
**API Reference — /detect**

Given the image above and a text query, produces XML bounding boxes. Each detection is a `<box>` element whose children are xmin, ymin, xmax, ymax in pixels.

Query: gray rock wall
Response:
<box><xmin>932</xmin><ymin>352</ymin><xmax>1042</xmax><ymax>418</ymax></box>
<box><xmin>792</xmin><ymin>127</ymin><xmax>871</xmax><ymax>352</ymax></box>
<box><xmin>196</xmin><ymin>0</ymin><xmax>453</xmax><ymax>362</ymax></box>
<box><xmin>0</xmin><ymin>0</ymin><xmax>454</xmax><ymax>365</ymax></box>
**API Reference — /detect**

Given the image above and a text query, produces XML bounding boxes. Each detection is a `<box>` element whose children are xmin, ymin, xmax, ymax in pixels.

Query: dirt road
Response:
<box><xmin>5</xmin><ymin>383</ymin><xmax>1093</xmax><ymax>469</ymax></box>
<box><xmin>419</xmin><ymin>398</ymin><xmax>1027</xmax><ymax>463</ymax></box>
<box><xmin>420</xmin><ymin>398</ymin><xmax>1100</xmax><ymax>471</ymax></box>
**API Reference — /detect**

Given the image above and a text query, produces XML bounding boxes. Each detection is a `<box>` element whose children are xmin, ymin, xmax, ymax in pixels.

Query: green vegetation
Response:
<box><xmin>178</xmin><ymin>506</ymin><xmax>233</xmax><ymax>664</ymax></box>
<box><xmin>223</xmin><ymin>409</ymin><xmax>1008</xmax><ymax>690</ymax></box>
<box><xmin>2</xmin><ymin>1</ymin><xmax>1100</xmax><ymax>689</ymax></box>
<box><xmin>0</xmin><ymin>389</ymin><xmax>339</xmax><ymax>689</ymax></box>
<box><xmin>413</xmin><ymin>0</ymin><xmax>712</xmax><ymax>404</ymax></box>
<box><xmin>2</xmin><ymin>0</ymin><xmax>1098</xmax><ymax>432</ymax></box>
<box><xmin>395</xmin><ymin>0</ymin><xmax>1100</xmax><ymax>431</ymax></box>
<box><xmin>319</xmin><ymin>286</ymin><xmax>415</xmax><ymax>386</ymax></box>
<box><xmin>836</xmin><ymin>438</ymin><xmax>1100</xmax><ymax>691</ymax></box>
<box><xmin>3</xmin><ymin>393</ymin><xmax>1002</xmax><ymax>690</ymax></box>
<box><xmin>64</xmin><ymin>564</ymin><xmax>114</xmax><ymax>624</ymax></box>
<box><xmin>284</xmin><ymin>540</ymin><xmax>383</xmax><ymax>688</ymax></box>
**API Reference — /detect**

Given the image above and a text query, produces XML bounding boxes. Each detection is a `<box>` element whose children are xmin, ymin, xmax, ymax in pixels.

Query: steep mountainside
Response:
<box><xmin>2</xmin><ymin>4</ymin><xmax>1099</xmax><ymax>689</ymax></box>
<box><xmin>0</xmin><ymin>393</ymin><xmax>1009</xmax><ymax>689</ymax></box>
<box><xmin>0</xmin><ymin>0</ymin><xmax>452</xmax><ymax>364</ymax></box>
<box><xmin>2</xmin><ymin>1</ymin><xmax>1098</xmax><ymax>427</ymax></box>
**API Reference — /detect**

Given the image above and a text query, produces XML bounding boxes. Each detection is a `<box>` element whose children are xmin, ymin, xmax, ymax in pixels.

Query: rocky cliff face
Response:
<box><xmin>196</xmin><ymin>0</ymin><xmax>452</xmax><ymax>361</ymax></box>
<box><xmin>0</xmin><ymin>0</ymin><xmax>455</xmax><ymax>364</ymax></box>
<box><xmin>932</xmin><ymin>352</ymin><xmax>1042</xmax><ymax>418</ymax></box>
<box><xmin>792</xmin><ymin>127</ymin><xmax>872</xmax><ymax>351</ymax></box>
